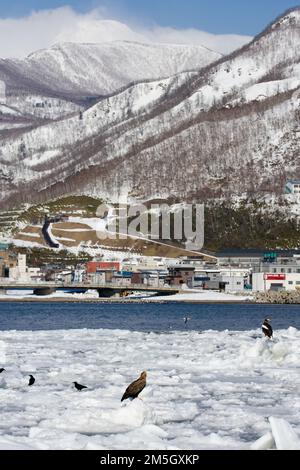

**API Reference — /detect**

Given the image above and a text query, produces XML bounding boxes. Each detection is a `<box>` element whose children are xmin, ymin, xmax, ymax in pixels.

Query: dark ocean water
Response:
<box><xmin>0</xmin><ymin>302</ymin><xmax>299</xmax><ymax>332</ymax></box>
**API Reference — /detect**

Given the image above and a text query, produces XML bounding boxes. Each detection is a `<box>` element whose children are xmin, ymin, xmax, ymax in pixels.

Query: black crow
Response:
<box><xmin>73</xmin><ymin>381</ymin><xmax>88</xmax><ymax>391</ymax></box>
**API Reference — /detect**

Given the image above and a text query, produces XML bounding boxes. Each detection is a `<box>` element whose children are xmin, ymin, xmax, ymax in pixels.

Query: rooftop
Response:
<box><xmin>217</xmin><ymin>249</ymin><xmax>300</xmax><ymax>258</ymax></box>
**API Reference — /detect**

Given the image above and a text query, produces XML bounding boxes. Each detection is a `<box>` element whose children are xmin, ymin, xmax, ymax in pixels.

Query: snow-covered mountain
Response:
<box><xmin>17</xmin><ymin>41</ymin><xmax>221</xmax><ymax>96</ymax></box>
<box><xmin>0</xmin><ymin>8</ymin><xmax>299</xmax><ymax>208</ymax></box>
<box><xmin>0</xmin><ymin>40</ymin><xmax>221</xmax><ymax>122</ymax></box>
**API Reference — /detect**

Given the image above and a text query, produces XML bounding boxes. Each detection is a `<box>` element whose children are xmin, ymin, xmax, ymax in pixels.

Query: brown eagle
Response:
<box><xmin>121</xmin><ymin>371</ymin><xmax>147</xmax><ymax>402</ymax></box>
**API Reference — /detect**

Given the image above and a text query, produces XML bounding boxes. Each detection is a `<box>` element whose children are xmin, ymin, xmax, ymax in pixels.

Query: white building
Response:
<box><xmin>73</xmin><ymin>269</ymin><xmax>85</xmax><ymax>283</ymax></box>
<box><xmin>122</xmin><ymin>256</ymin><xmax>169</xmax><ymax>272</ymax></box>
<box><xmin>285</xmin><ymin>180</ymin><xmax>300</xmax><ymax>194</ymax></box>
<box><xmin>252</xmin><ymin>272</ymin><xmax>300</xmax><ymax>292</ymax></box>
<box><xmin>222</xmin><ymin>275</ymin><xmax>246</xmax><ymax>292</ymax></box>
<box><xmin>9</xmin><ymin>254</ymin><xmax>41</xmax><ymax>282</ymax></box>
<box><xmin>193</xmin><ymin>266</ymin><xmax>250</xmax><ymax>292</ymax></box>
<box><xmin>220</xmin><ymin>267</ymin><xmax>250</xmax><ymax>292</ymax></box>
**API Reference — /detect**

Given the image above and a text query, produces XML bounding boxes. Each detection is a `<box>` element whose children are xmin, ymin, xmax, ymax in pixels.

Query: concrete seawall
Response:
<box><xmin>255</xmin><ymin>291</ymin><xmax>300</xmax><ymax>304</ymax></box>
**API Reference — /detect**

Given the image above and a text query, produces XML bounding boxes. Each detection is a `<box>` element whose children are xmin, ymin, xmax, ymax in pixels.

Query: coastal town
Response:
<box><xmin>1</xmin><ymin>178</ymin><xmax>300</xmax><ymax>303</ymax></box>
<box><xmin>1</xmin><ymin>240</ymin><xmax>300</xmax><ymax>302</ymax></box>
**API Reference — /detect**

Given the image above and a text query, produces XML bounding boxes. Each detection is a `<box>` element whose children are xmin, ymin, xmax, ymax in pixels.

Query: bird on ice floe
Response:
<box><xmin>121</xmin><ymin>371</ymin><xmax>147</xmax><ymax>402</ymax></box>
<box><xmin>28</xmin><ymin>375</ymin><xmax>35</xmax><ymax>386</ymax></box>
<box><xmin>0</xmin><ymin>368</ymin><xmax>5</xmax><ymax>373</ymax></box>
<box><xmin>73</xmin><ymin>381</ymin><xmax>88</xmax><ymax>391</ymax></box>
<box><xmin>262</xmin><ymin>318</ymin><xmax>273</xmax><ymax>339</ymax></box>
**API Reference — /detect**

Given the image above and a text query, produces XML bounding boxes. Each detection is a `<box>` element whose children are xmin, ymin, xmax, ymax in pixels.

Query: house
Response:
<box><xmin>55</xmin><ymin>270</ymin><xmax>73</xmax><ymax>283</ymax></box>
<box><xmin>165</xmin><ymin>266</ymin><xmax>195</xmax><ymax>288</ymax></box>
<box><xmin>285</xmin><ymin>180</ymin><xmax>300</xmax><ymax>194</ymax></box>
<box><xmin>0</xmin><ymin>257</ymin><xmax>6</xmax><ymax>278</ymax></box>
<box><xmin>9</xmin><ymin>254</ymin><xmax>41</xmax><ymax>282</ymax></box>
<box><xmin>0</xmin><ymin>248</ymin><xmax>17</xmax><ymax>278</ymax></box>
<box><xmin>122</xmin><ymin>257</ymin><xmax>169</xmax><ymax>272</ymax></box>
<box><xmin>221</xmin><ymin>274</ymin><xmax>247</xmax><ymax>292</ymax></box>
<box><xmin>113</xmin><ymin>273</ymin><xmax>132</xmax><ymax>287</ymax></box>
<box><xmin>88</xmin><ymin>268</ymin><xmax>120</xmax><ymax>284</ymax></box>
<box><xmin>192</xmin><ymin>264</ymin><xmax>250</xmax><ymax>292</ymax></box>
<box><xmin>87</xmin><ymin>261</ymin><xmax>121</xmax><ymax>274</ymax></box>
<box><xmin>131</xmin><ymin>272</ymin><xmax>143</xmax><ymax>285</ymax></box>
<box><xmin>72</xmin><ymin>269</ymin><xmax>85</xmax><ymax>283</ymax></box>
<box><xmin>92</xmin><ymin>270</ymin><xmax>106</xmax><ymax>284</ymax></box>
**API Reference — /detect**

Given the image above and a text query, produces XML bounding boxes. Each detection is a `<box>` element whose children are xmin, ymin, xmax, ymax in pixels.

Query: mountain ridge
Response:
<box><xmin>0</xmin><ymin>8</ymin><xmax>299</xmax><ymax>211</ymax></box>
<box><xmin>0</xmin><ymin>40</ymin><xmax>221</xmax><ymax>100</ymax></box>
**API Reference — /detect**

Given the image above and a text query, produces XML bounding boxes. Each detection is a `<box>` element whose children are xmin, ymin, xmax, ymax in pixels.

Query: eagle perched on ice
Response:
<box><xmin>262</xmin><ymin>318</ymin><xmax>273</xmax><ymax>339</ymax></box>
<box><xmin>121</xmin><ymin>371</ymin><xmax>147</xmax><ymax>402</ymax></box>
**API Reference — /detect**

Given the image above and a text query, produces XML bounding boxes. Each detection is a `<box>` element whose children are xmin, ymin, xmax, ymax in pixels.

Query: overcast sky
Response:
<box><xmin>0</xmin><ymin>1</ymin><xmax>297</xmax><ymax>58</ymax></box>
